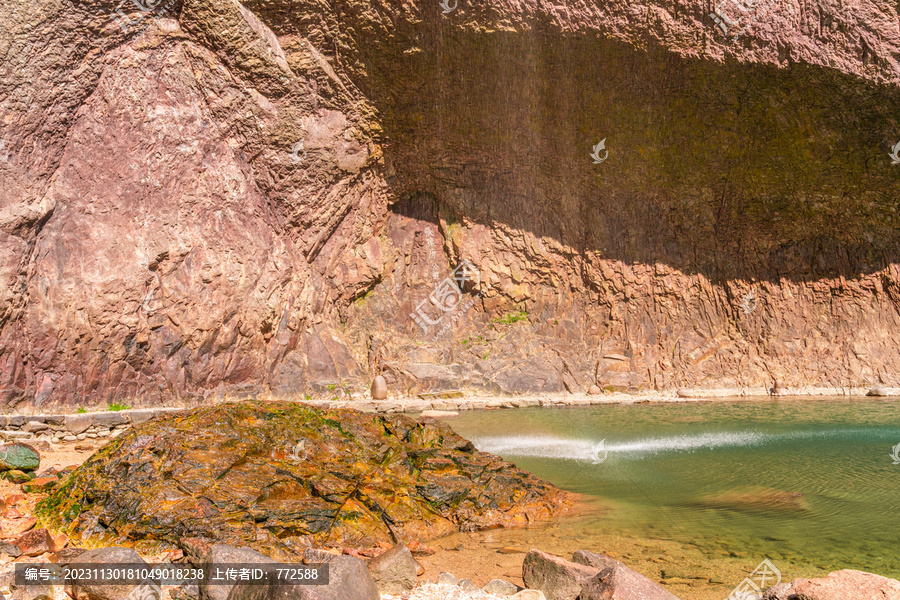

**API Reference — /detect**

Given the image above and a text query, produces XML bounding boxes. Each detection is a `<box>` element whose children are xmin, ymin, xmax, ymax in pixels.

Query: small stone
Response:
<box><xmin>3</xmin><ymin>516</ymin><xmax>36</xmax><ymax>535</ymax></box>
<box><xmin>367</xmin><ymin>543</ymin><xmax>417</xmax><ymax>594</ymax></box>
<box><xmin>483</xmin><ymin>579</ymin><xmax>520</xmax><ymax>595</ymax></box>
<box><xmin>14</xmin><ymin>528</ymin><xmax>51</xmax><ymax>556</ymax></box>
<box><xmin>49</xmin><ymin>533</ymin><xmax>69</xmax><ymax>552</ymax></box>
<box><xmin>868</xmin><ymin>385</ymin><xmax>889</xmax><ymax>397</ymax></box>
<box><xmin>676</xmin><ymin>388</ymin><xmax>694</xmax><ymax>398</ymax></box>
<box><xmin>498</xmin><ymin>547</ymin><xmax>528</xmax><ymax>554</ymax></box>
<box><xmin>0</xmin><ymin>443</ymin><xmax>40</xmax><ymax>471</ymax></box>
<box><xmin>96</xmin><ymin>430</ymin><xmax>110</xmax><ymax>437</ymax></box>
<box><xmin>85</xmin><ymin>433</ymin><xmax>98</xmax><ymax>439</ymax></box>
<box><xmin>3</xmin><ymin>470</ymin><xmax>31</xmax><ymax>483</ymax></box>
<box><xmin>371</xmin><ymin>375</ymin><xmax>388</xmax><ymax>400</ymax></box>
<box><xmin>0</xmin><ymin>541</ymin><xmax>22</xmax><ymax>557</ymax></box>
<box><xmin>22</xmin><ymin>477</ymin><xmax>58</xmax><ymax>494</ymax></box>
<box><xmin>458</xmin><ymin>579</ymin><xmax>478</xmax><ymax>591</ymax></box>
<box><xmin>772</xmin><ymin>380</ymin><xmax>786</xmax><ymax>395</ymax></box>
<box><xmin>63</xmin><ymin>435</ymin><xmax>77</xmax><ymax>442</ymax></box>
<box><xmin>420</xmin><ymin>410</ymin><xmax>459</xmax><ymax>418</ymax></box>
<box><xmin>76</xmin><ymin>433</ymin><xmax>87</xmax><ymax>440</ymax></box>
<box><xmin>438</xmin><ymin>572</ymin><xmax>460</xmax><ymax>586</ymax></box>
<box><xmin>587</xmin><ymin>385</ymin><xmax>602</xmax><ymax>395</ymax></box>
<box><xmin>74</xmin><ymin>444</ymin><xmax>93</xmax><ymax>451</ymax></box>
<box><xmin>22</xmin><ymin>421</ymin><xmax>49</xmax><ymax>433</ymax></box>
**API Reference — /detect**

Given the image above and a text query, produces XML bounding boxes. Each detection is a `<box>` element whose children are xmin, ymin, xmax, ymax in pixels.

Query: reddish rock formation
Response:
<box><xmin>1</xmin><ymin>0</ymin><xmax>900</xmax><ymax>407</ymax></box>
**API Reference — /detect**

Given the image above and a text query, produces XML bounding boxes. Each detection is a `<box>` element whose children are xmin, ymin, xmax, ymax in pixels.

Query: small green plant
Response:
<box><xmin>76</xmin><ymin>407</ymin><xmax>87</xmax><ymax>414</ymax></box>
<box><xmin>493</xmin><ymin>310</ymin><xmax>529</xmax><ymax>325</ymax></box>
<box><xmin>305</xmin><ymin>394</ymin><xmax>312</xmax><ymax>401</ymax></box>
<box><xmin>461</xmin><ymin>339</ymin><xmax>469</xmax><ymax>345</ymax></box>
<box><xmin>326</xmin><ymin>384</ymin><xmax>336</xmax><ymax>391</ymax></box>
<box><xmin>108</xmin><ymin>403</ymin><xmax>130</xmax><ymax>411</ymax></box>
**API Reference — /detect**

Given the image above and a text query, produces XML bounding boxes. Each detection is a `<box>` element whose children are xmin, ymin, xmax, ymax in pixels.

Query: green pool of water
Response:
<box><xmin>448</xmin><ymin>397</ymin><xmax>900</xmax><ymax>583</ymax></box>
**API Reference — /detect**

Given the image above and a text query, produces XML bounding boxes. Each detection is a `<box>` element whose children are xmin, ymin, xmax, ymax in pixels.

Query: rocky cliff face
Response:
<box><xmin>2</xmin><ymin>0</ymin><xmax>900</xmax><ymax>407</ymax></box>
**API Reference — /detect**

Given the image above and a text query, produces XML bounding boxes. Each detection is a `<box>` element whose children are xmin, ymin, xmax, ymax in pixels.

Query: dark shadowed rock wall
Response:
<box><xmin>1</xmin><ymin>0</ymin><xmax>900</xmax><ymax>407</ymax></box>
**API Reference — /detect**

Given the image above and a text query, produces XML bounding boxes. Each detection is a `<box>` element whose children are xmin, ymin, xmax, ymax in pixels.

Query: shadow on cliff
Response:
<box><xmin>358</xmin><ymin>26</ymin><xmax>900</xmax><ymax>285</ymax></box>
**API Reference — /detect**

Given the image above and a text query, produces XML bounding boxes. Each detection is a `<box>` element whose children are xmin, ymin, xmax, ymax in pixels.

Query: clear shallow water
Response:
<box><xmin>448</xmin><ymin>398</ymin><xmax>900</xmax><ymax>581</ymax></box>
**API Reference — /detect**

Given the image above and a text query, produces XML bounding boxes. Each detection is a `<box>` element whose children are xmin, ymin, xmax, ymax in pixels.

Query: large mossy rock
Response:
<box><xmin>35</xmin><ymin>401</ymin><xmax>570</xmax><ymax>559</ymax></box>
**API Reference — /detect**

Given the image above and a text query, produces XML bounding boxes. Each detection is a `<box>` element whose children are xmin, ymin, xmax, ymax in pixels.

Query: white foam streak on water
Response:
<box><xmin>469</xmin><ymin>429</ymin><xmax>872</xmax><ymax>463</ymax></box>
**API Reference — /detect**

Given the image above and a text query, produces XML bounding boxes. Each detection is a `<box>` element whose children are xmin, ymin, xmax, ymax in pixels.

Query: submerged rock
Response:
<box><xmin>691</xmin><ymin>486</ymin><xmax>808</xmax><ymax>514</ymax></box>
<box><xmin>36</xmin><ymin>402</ymin><xmax>570</xmax><ymax>559</ymax></box>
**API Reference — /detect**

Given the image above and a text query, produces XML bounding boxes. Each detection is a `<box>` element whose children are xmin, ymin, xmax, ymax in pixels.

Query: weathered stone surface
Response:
<box><xmin>22</xmin><ymin>477</ymin><xmax>58</xmax><ymax>494</ymax></box>
<box><xmin>574</xmin><ymin>551</ymin><xmax>680</xmax><ymax>600</ymax></box>
<box><xmin>511</xmin><ymin>591</ymin><xmax>547</xmax><ymax>600</ymax></box>
<box><xmin>64</xmin><ymin>415</ymin><xmax>93</xmax><ymax>435</ymax></box>
<box><xmin>0</xmin><ymin>444</ymin><xmax>40</xmax><ymax>472</ymax></box>
<box><xmin>371</xmin><ymin>376</ymin><xmax>388</xmax><ymax>400</ymax></box>
<box><xmin>188</xmin><ymin>544</ymin><xmax>271</xmax><ymax>600</ymax></box>
<box><xmin>36</xmin><ymin>402</ymin><xmax>569</xmax><ymax>559</ymax></box>
<box><xmin>2</xmin><ymin>516</ymin><xmax>36</xmax><ymax>535</ymax></box>
<box><xmin>366</xmin><ymin>543</ymin><xmax>417</xmax><ymax>594</ymax></box>
<box><xmin>14</xmin><ymin>528</ymin><xmax>51</xmax><ymax>556</ymax></box>
<box><xmin>522</xmin><ymin>550</ymin><xmax>601</xmax><ymax>600</ymax></box>
<box><xmin>0</xmin><ymin>541</ymin><xmax>21</xmax><ymax>557</ymax></box>
<box><xmin>227</xmin><ymin>555</ymin><xmax>377</xmax><ymax>600</ymax></box>
<box><xmin>65</xmin><ymin>547</ymin><xmax>148</xmax><ymax>600</ymax></box>
<box><xmin>2</xmin><ymin>0</ymin><xmax>900</xmax><ymax>408</ymax></box>
<box><xmin>483</xmin><ymin>579</ymin><xmax>520</xmax><ymax>595</ymax></box>
<box><xmin>762</xmin><ymin>569</ymin><xmax>900</xmax><ymax>600</ymax></box>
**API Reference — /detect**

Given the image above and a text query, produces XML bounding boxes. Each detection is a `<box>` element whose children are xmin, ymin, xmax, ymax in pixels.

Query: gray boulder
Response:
<box><xmin>196</xmin><ymin>544</ymin><xmax>272</xmax><ymax>600</ymax></box>
<box><xmin>483</xmin><ymin>578</ymin><xmax>521</xmax><ymax>595</ymax></box>
<box><xmin>573</xmin><ymin>550</ymin><xmax>680</xmax><ymax>600</ymax></box>
<box><xmin>366</xmin><ymin>543</ymin><xmax>417</xmax><ymax>594</ymax></box>
<box><xmin>226</xmin><ymin>556</ymin><xmax>377</xmax><ymax>600</ymax></box>
<box><xmin>522</xmin><ymin>550</ymin><xmax>601</xmax><ymax>600</ymax></box>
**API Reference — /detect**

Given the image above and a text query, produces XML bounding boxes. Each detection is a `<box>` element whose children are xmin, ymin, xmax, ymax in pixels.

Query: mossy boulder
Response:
<box><xmin>0</xmin><ymin>444</ymin><xmax>40</xmax><ymax>472</ymax></box>
<box><xmin>36</xmin><ymin>401</ymin><xmax>570</xmax><ymax>559</ymax></box>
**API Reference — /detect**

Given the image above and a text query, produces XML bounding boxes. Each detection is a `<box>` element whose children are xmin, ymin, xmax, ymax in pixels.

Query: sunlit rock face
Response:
<box><xmin>35</xmin><ymin>401</ymin><xmax>571</xmax><ymax>554</ymax></box>
<box><xmin>1</xmin><ymin>0</ymin><xmax>900</xmax><ymax>407</ymax></box>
